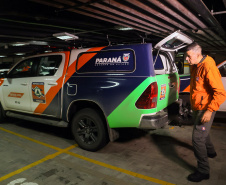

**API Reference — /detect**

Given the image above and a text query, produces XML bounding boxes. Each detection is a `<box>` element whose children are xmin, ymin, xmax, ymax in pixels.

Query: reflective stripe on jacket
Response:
<box><xmin>190</xmin><ymin>55</ymin><xmax>226</xmax><ymax>112</ymax></box>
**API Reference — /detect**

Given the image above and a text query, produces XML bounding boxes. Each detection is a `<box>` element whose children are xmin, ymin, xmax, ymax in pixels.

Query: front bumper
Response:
<box><xmin>139</xmin><ymin>110</ymin><xmax>169</xmax><ymax>129</ymax></box>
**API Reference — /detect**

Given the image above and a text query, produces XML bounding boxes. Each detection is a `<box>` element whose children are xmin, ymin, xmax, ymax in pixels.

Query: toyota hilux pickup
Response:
<box><xmin>0</xmin><ymin>31</ymin><xmax>193</xmax><ymax>151</ymax></box>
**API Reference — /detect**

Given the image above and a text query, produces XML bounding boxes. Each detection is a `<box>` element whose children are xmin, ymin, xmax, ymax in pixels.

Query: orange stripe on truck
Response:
<box><xmin>77</xmin><ymin>46</ymin><xmax>106</xmax><ymax>70</ymax></box>
<box><xmin>183</xmin><ymin>85</ymin><xmax>190</xmax><ymax>92</ymax></box>
<box><xmin>34</xmin><ymin>51</ymin><xmax>70</xmax><ymax>114</ymax></box>
<box><xmin>34</xmin><ymin>47</ymin><xmax>106</xmax><ymax>115</ymax></box>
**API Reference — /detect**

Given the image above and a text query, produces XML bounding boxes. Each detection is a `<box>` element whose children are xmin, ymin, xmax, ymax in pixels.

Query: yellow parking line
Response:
<box><xmin>0</xmin><ymin>145</ymin><xmax>76</xmax><ymax>182</ymax></box>
<box><xmin>0</xmin><ymin>127</ymin><xmax>62</xmax><ymax>151</ymax></box>
<box><xmin>0</xmin><ymin>126</ymin><xmax>175</xmax><ymax>185</ymax></box>
<box><xmin>66</xmin><ymin>151</ymin><xmax>175</xmax><ymax>185</ymax></box>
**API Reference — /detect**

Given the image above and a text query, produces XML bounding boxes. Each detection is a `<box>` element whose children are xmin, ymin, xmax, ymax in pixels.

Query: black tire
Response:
<box><xmin>71</xmin><ymin>108</ymin><xmax>108</xmax><ymax>151</ymax></box>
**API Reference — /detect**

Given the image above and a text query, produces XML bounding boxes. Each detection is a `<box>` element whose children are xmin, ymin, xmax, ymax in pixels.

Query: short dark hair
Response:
<box><xmin>185</xmin><ymin>42</ymin><xmax>202</xmax><ymax>53</ymax></box>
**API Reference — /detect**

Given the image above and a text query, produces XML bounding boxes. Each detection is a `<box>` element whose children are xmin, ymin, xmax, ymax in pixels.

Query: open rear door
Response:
<box><xmin>154</xmin><ymin>30</ymin><xmax>193</xmax><ymax>52</ymax></box>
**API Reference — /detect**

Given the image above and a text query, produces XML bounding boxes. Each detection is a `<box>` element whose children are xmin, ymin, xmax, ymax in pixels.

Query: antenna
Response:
<box><xmin>138</xmin><ymin>33</ymin><xmax>147</xmax><ymax>44</ymax></box>
<box><xmin>107</xmin><ymin>35</ymin><xmax>111</xmax><ymax>46</ymax></box>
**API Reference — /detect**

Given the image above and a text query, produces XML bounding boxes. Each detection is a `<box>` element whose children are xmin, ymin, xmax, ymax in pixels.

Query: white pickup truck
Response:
<box><xmin>0</xmin><ymin>30</ymin><xmax>194</xmax><ymax>151</ymax></box>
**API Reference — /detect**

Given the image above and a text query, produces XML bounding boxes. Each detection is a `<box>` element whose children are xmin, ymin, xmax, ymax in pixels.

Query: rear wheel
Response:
<box><xmin>71</xmin><ymin>108</ymin><xmax>108</xmax><ymax>151</ymax></box>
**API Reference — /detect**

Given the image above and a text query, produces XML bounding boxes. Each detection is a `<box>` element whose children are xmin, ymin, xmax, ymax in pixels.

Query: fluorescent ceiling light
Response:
<box><xmin>53</xmin><ymin>32</ymin><xmax>79</xmax><ymax>41</ymax></box>
<box><xmin>29</xmin><ymin>41</ymin><xmax>48</xmax><ymax>45</ymax></box>
<box><xmin>11</xmin><ymin>42</ymin><xmax>29</xmax><ymax>46</ymax></box>
<box><xmin>15</xmin><ymin>53</ymin><xmax>25</xmax><ymax>56</ymax></box>
<box><xmin>115</xmin><ymin>26</ymin><xmax>133</xmax><ymax>31</ymax></box>
<box><xmin>0</xmin><ymin>55</ymin><xmax>6</xmax><ymax>57</ymax></box>
<box><xmin>119</xmin><ymin>27</ymin><xmax>133</xmax><ymax>31</ymax></box>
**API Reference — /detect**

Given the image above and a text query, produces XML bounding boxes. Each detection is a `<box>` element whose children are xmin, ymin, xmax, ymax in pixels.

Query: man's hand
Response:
<box><xmin>201</xmin><ymin>110</ymin><xmax>212</xmax><ymax>124</ymax></box>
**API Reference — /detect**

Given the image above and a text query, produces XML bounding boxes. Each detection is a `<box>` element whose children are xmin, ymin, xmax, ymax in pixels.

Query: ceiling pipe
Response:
<box><xmin>68</xmin><ymin>6</ymin><xmax>167</xmax><ymax>37</ymax></box>
<box><xmin>68</xmin><ymin>0</ymin><xmax>168</xmax><ymax>35</ymax></box>
<box><xmin>100</xmin><ymin>0</ymin><xmax>174</xmax><ymax>32</ymax></box>
<box><xmin>147</xmin><ymin>0</ymin><xmax>198</xmax><ymax>30</ymax></box>
<box><xmin>181</xmin><ymin>0</ymin><xmax>226</xmax><ymax>45</ymax></box>
<box><xmin>165</xmin><ymin>0</ymin><xmax>225</xmax><ymax>47</ymax></box>
<box><xmin>55</xmin><ymin>0</ymin><xmax>103</xmax><ymax>13</ymax></box>
<box><xmin>29</xmin><ymin>0</ymin><xmax>64</xmax><ymax>8</ymax></box>
<box><xmin>124</xmin><ymin>0</ymin><xmax>188</xmax><ymax>30</ymax></box>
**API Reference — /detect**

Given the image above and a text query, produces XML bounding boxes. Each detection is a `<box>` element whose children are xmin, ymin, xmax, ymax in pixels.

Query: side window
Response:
<box><xmin>160</xmin><ymin>54</ymin><xmax>177</xmax><ymax>74</ymax></box>
<box><xmin>154</xmin><ymin>53</ymin><xmax>176</xmax><ymax>74</ymax></box>
<box><xmin>37</xmin><ymin>55</ymin><xmax>62</xmax><ymax>76</ymax></box>
<box><xmin>219</xmin><ymin>64</ymin><xmax>226</xmax><ymax>77</ymax></box>
<box><xmin>8</xmin><ymin>59</ymin><xmax>35</xmax><ymax>78</ymax></box>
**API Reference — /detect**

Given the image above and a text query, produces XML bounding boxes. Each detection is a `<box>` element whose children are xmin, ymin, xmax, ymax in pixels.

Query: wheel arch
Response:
<box><xmin>67</xmin><ymin>100</ymin><xmax>105</xmax><ymax>122</ymax></box>
<box><xmin>67</xmin><ymin>100</ymin><xmax>119</xmax><ymax>142</ymax></box>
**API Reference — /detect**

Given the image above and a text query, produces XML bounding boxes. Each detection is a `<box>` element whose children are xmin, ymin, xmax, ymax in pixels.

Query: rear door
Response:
<box><xmin>154</xmin><ymin>30</ymin><xmax>193</xmax><ymax>52</ymax></box>
<box><xmin>30</xmin><ymin>53</ymin><xmax>69</xmax><ymax>118</ymax></box>
<box><xmin>153</xmin><ymin>30</ymin><xmax>193</xmax><ymax>111</ymax></box>
<box><xmin>154</xmin><ymin>51</ymin><xmax>179</xmax><ymax>111</ymax></box>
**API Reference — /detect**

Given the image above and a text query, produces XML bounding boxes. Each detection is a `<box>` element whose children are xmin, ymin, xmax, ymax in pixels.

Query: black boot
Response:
<box><xmin>188</xmin><ymin>171</ymin><xmax>209</xmax><ymax>182</ymax></box>
<box><xmin>208</xmin><ymin>152</ymin><xmax>217</xmax><ymax>158</ymax></box>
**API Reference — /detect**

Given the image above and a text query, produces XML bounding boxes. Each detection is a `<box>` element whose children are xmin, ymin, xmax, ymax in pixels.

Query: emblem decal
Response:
<box><xmin>8</xmin><ymin>92</ymin><xmax>24</xmax><ymax>98</ymax></box>
<box><xmin>160</xmin><ymin>84</ymin><xmax>166</xmax><ymax>100</ymax></box>
<box><xmin>123</xmin><ymin>53</ymin><xmax>130</xmax><ymax>62</ymax></box>
<box><xmin>95</xmin><ymin>53</ymin><xmax>130</xmax><ymax>66</ymax></box>
<box><xmin>32</xmin><ymin>82</ymin><xmax>46</xmax><ymax>103</ymax></box>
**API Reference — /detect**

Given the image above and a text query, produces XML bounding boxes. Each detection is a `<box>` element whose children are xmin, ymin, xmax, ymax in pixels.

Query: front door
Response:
<box><xmin>2</xmin><ymin>58</ymin><xmax>35</xmax><ymax>112</ymax></box>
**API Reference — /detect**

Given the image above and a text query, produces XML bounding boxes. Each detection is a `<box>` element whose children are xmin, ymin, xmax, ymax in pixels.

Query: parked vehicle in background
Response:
<box><xmin>0</xmin><ymin>31</ymin><xmax>193</xmax><ymax>151</ymax></box>
<box><xmin>0</xmin><ymin>62</ymin><xmax>12</xmax><ymax>75</ymax></box>
<box><xmin>178</xmin><ymin>59</ymin><xmax>226</xmax><ymax>124</ymax></box>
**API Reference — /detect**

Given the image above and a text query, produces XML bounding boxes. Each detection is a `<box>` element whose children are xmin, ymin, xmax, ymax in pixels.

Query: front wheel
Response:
<box><xmin>71</xmin><ymin>108</ymin><xmax>109</xmax><ymax>151</ymax></box>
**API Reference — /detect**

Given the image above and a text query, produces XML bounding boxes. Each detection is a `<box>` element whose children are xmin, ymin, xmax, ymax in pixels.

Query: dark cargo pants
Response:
<box><xmin>192</xmin><ymin>110</ymin><xmax>216</xmax><ymax>174</ymax></box>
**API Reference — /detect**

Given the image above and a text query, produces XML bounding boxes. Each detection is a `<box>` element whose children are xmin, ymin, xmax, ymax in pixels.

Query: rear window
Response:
<box><xmin>153</xmin><ymin>55</ymin><xmax>164</xmax><ymax>70</ymax></box>
<box><xmin>76</xmin><ymin>49</ymin><xmax>135</xmax><ymax>73</ymax></box>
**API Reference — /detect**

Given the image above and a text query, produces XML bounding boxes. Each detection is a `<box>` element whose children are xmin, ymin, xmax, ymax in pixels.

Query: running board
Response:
<box><xmin>6</xmin><ymin>111</ymin><xmax>68</xmax><ymax>127</ymax></box>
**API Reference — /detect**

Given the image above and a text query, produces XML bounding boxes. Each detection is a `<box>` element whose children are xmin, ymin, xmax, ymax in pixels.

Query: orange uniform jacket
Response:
<box><xmin>190</xmin><ymin>55</ymin><xmax>226</xmax><ymax>112</ymax></box>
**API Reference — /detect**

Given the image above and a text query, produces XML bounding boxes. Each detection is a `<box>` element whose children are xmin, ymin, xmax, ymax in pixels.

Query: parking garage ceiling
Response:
<box><xmin>0</xmin><ymin>0</ymin><xmax>226</xmax><ymax>58</ymax></box>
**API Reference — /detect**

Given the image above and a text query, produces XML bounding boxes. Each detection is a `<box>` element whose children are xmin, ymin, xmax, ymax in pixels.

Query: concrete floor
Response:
<box><xmin>0</xmin><ymin>117</ymin><xmax>226</xmax><ymax>185</ymax></box>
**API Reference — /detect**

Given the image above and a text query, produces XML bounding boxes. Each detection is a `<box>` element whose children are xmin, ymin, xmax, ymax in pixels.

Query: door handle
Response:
<box><xmin>48</xmin><ymin>82</ymin><xmax>58</xmax><ymax>86</ymax></box>
<box><xmin>21</xmin><ymin>83</ymin><xmax>28</xmax><ymax>86</ymax></box>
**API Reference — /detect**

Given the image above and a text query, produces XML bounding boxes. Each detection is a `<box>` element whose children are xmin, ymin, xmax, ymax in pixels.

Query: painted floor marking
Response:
<box><xmin>0</xmin><ymin>127</ymin><xmax>65</xmax><ymax>151</ymax></box>
<box><xmin>0</xmin><ymin>145</ymin><xmax>75</xmax><ymax>182</ymax></box>
<box><xmin>0</xmin><ymin>126</ymin><xmax>175</xmax><ymax>185</ymax></box>
<box><xmin>7</xmin><ymin>178</ymin><xmax>38</xmax><ymax>185</ymax></box>
<box><xmin>66</xmin><ymin>150</ymin><xmax>175</xmax><ymax>185</ymax></box>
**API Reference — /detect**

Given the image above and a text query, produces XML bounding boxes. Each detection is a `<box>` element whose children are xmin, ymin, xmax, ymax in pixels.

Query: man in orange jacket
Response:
<box><xmin>185</xmin><ymin>42</ymin><xmax>226</xmax><ymax>182</ymax></box>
